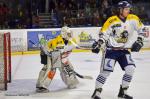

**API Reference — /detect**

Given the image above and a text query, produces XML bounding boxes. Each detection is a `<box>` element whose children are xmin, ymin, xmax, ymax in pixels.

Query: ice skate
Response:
<box><xmin>91</xmin><ymin>88</ymin><xmax>102</xmax><ymax>99</ymax></box>
<box><xmin>118</xmin><ymin>86</ymin><xmax>133</xmax><ymax>99</ymax></box>
<box><xmin>36</xmin><ymin>87</ymin><xmax>49</xmax><ymax>93</ymax></box>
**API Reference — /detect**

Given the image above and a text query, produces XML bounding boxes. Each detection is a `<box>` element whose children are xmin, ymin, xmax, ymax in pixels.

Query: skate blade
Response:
<box><xmin>36</xmin><ymin>89</ymin><xmax>49</xmax><ymax>93</ymax></box>
<box><xmin>91</xmin><ymin>96</ymin><xmax>101</xmax><ymax>99</ymax></box>
<box><xmin>118</xmin><ymin>97</ymin><xmax>125</xmax><ymax>99</ymax></box>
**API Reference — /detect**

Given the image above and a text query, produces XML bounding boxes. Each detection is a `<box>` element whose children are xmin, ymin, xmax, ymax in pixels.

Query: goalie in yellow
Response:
<box><xmin>36</xmin><ymin>26</ymin><xmax>91</xmax><ymax>92</ymax></box>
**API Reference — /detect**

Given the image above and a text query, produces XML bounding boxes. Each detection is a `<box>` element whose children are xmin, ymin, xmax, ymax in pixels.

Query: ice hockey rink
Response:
<box><xmin>0</xmin><ymin>51</ymin><xmax>150</xmax><ymax>99</ymax></box>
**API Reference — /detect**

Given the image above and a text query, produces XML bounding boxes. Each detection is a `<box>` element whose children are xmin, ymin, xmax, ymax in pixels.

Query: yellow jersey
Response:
<box><xmin>47</xmin><ymin>35</ymin><xmax>77</xmax><ymax>52</ymax></box>
<box><xmin>47</xmin><ymin>35</ymin><xmax>65</xmax><ymax>51</ymax></box>
<box><xmin>100</xmin><ymin>14</ymin><xmax>144</xmax><ymax>48</ymax></box>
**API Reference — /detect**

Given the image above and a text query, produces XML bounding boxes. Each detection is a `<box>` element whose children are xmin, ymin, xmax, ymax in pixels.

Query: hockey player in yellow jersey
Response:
<box><xmin>36</xmin><ymin>26</ymin><xmax>82</xmax><ymax>92</ymax></box>
<box><xmin>91</xmin><ymin>1</ymin><xmax>147</xmax><ymax>99</ymax></box>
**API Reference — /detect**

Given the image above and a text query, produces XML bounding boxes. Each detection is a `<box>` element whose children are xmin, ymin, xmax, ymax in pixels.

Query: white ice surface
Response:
<box><xmin>0</xmin><ymin>51</ymin><xmax>150</xmax><ymax>99</ymax></box>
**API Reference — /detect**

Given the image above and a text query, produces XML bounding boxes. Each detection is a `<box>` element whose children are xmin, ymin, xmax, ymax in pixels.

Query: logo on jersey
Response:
<box><xmin>109</xmin><ymin>18</ymin><xmax>117</xmax><ymax>23</ymax></box>
<box><xmin>111</xmin><ymin>24</ymin><xmax>121</xmax><ymax>29</ymax></box>
<box><xmin>111</xmin><ymin>24</ymin><xmax>128</xmax><ymax>43</ymax></box>
<box><xmin>113</xmin><ymin>30</ymin><xmax>129</xmax><ymax>43</ymax></box>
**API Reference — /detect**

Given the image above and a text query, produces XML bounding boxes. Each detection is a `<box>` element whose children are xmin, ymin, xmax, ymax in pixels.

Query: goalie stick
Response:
<box><xmin>69</xmin><ymin>39</ymin><xmax>93</xmax><ymax>50</ymax></box>
<box><xmin>74</xmin><ymin>71</ymin><xmax>93</xmax><ymax>80</ymax></box>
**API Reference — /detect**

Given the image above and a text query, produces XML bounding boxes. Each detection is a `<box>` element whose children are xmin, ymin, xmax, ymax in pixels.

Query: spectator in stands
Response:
<box><xmin>68</xmin><ymin>0</ymin><xmax>78</xmax><ymax>10</ymax></box>
<box><xmin>0</xmin><ymin>3</ymin><xmax>3</xmax><ymax>28</ymax></box>
<box><xmin>84</xmin><ymin>2</ymin><xmax>92</xmax><ymax>25</ymax></box>
<box><xmin>63</xmin><ymin>9</ymin><xmax>72</xmax><ymax>26</ymax></box>
<box><xmin>49</xmin><ymin>0</ymin><xmax>56</xmax><ymax>13</ymax></box>
<box><xmin>0</xmin><ymin>2</ymin><xmax>9</xmax><ymax>29</ymax></box>
<box><xmin>1</xmin><ymin>0</ymin><xmax>150</xmax><ymax>28</ymax></box>
<box><xmin>90</xmin><ymin>0</ymin><xmax>97</xmax><ymax>8</ymax></box>
<box><xmin>32</xmin><ymin>14</ymin><xmax>39</xmax><ymax>28</ymax></box>
<box><xmin>38</xmin><ymin>0</ymin><xmax>45</xmax><ymax>13</ymax></box>
<box><xmin>99</xmin><ymin>0</ymin><xmax>113</xmax><ymax>24</ymax></box>
<box><xmin>76</xmin><ymin>0</ymin><xmax>85</xmax><ymax>9</ymax></box>
<box><xmin>138</xmin><ymin>6</ymin><xmax>149</xmax><ymax>25</ymax></box>
<box><xmin>93</xmin><ymin>10</ymin><xmax>101</xmax><ymax>26</ymax></box>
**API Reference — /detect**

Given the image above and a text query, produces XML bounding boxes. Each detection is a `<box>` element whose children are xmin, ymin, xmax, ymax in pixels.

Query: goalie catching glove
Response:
<box><xmin>131</xmin><ymin>37</ymin><xmax>143</xmax><ymax>52</ymax></box>
<box><xmin>91</xmin><ymin>39</ymin><xmax>104</xmax><ymax>54</ymax></box>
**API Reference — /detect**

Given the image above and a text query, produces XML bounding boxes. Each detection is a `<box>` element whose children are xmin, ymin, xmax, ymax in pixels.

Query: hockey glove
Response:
<box><xmin>91</xmin><ymin>39</ymin><xmax>104</xmax><ymax>54</ymax></box>
<box><xmin>40</xmin><ymin>51</ymin><xmax>51</xmax><ymax>65</ymax></box>
<box><xmin>131</xmin><ymin>37</ymin><xmax>143</xmax><ymax>52</ymax></box>
<box><xmin>40</xmin><ymin>53</ymin><xmax>47</xmax><ymax>65</ymax></box>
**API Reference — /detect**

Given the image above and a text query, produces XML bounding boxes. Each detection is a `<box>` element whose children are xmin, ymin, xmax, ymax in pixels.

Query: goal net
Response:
<box><xmin>0</xmin><ymin>32</ymin><xmax>11</xmax><ymax>90</ymax></box>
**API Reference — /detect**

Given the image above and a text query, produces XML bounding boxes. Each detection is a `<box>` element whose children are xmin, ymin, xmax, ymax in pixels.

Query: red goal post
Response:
<box><xmin>0</xmin><ymin>32</ymin><xmax>11</xmax><ymax>90</ymax></box>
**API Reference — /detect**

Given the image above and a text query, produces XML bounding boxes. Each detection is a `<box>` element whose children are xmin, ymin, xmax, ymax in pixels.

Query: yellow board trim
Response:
<box><xmin>11</xmin><ymin>48</ymin><xmax>150</xmax><ymax>56</ymax></box>
<box><xmin>11</xmin><ymin>49</ymin><xmax>91</xmax><ymax>55</ymax></box>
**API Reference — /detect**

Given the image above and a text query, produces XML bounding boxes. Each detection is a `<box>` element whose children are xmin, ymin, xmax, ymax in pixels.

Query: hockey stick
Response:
<box><xmin>74</xmin><ymin>71</ymin><xmax>93</xmax><ymax>80</ymax></box>
<box><xmin>77</xmin><ymin>47</ymin><xmax>93</xmax><ymax>50</ymax></box>
<box><xmin>69</xmin><ymin>39</ymin><xmax>92</xmax><ymax>50</ymax></box>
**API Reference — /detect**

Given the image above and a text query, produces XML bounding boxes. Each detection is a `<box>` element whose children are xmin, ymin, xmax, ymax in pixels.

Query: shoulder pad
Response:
<box><xmin>128</xmin><ymin>14</ymin><xmax>139</xmax><ymax>20</ymax></box>
<box><xmin>107</xmin><ymin>16</ymin><xmax>118</xmax><ymax>23</ymax></box>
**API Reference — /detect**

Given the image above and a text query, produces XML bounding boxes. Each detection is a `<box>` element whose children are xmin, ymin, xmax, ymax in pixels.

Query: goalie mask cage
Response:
<box><xmin>0</xmin><ymin>32</ymin><xmax>11</xmax><ymax>90</ymax></box>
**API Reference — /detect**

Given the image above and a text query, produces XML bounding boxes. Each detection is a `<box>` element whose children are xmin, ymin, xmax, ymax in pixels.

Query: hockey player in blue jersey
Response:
<box><xmin>91</xmin><ymin>1</ymin><xmax>147</xmax><ymax>99</ymax></box>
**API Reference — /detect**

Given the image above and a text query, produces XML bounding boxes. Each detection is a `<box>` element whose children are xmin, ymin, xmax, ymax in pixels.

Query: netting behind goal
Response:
<box><xmin>0</xmin><ymin>32</ymin><xmax>11</xmax><ymax>90</ymax></box>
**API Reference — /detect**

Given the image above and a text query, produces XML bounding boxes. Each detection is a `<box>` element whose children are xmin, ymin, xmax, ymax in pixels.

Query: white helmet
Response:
<box><xmin>61</xmin><ymin>26</ymin><xmax>73</xmax><ymax>40</ymax></box>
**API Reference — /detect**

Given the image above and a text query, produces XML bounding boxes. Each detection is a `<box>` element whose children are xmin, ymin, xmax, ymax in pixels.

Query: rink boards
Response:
<box><xmin>0</xmin><ymin>27</ymin><xmax>150</xmax><ymax>54</ymax></box>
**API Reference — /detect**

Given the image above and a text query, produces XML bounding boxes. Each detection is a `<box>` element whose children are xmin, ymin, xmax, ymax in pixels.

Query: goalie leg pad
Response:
<box><xmin>37</xmin><ymin>56</ymin><xmax>56</xmax><ymax>89</ymax></box>
<box><xmin>41</xmin><ymin>69</ymin><xmax>56</xmax><ymax>89</ymax></box>
<box><xmin>36</xmin><ymin>65</ymin><xmax>48</xmax><ymax>88</ymax></box>
<box><xmin>60</xmin><ymin>61</ymin><xmax>79</xmax><ymax>88</ymax></box>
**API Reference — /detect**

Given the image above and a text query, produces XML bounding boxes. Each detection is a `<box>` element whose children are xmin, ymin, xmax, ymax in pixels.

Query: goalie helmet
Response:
<box><xmin>61</xmin><ymin>26</ymin><xmax>73</xmax><ymax>40</ymax></box>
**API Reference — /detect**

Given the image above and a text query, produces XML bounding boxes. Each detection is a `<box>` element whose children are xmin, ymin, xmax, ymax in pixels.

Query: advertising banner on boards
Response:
<box><xmin>27</xmin><ymin>30</ymin><xmax>60</xmax><ymax>51</ymax></box>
